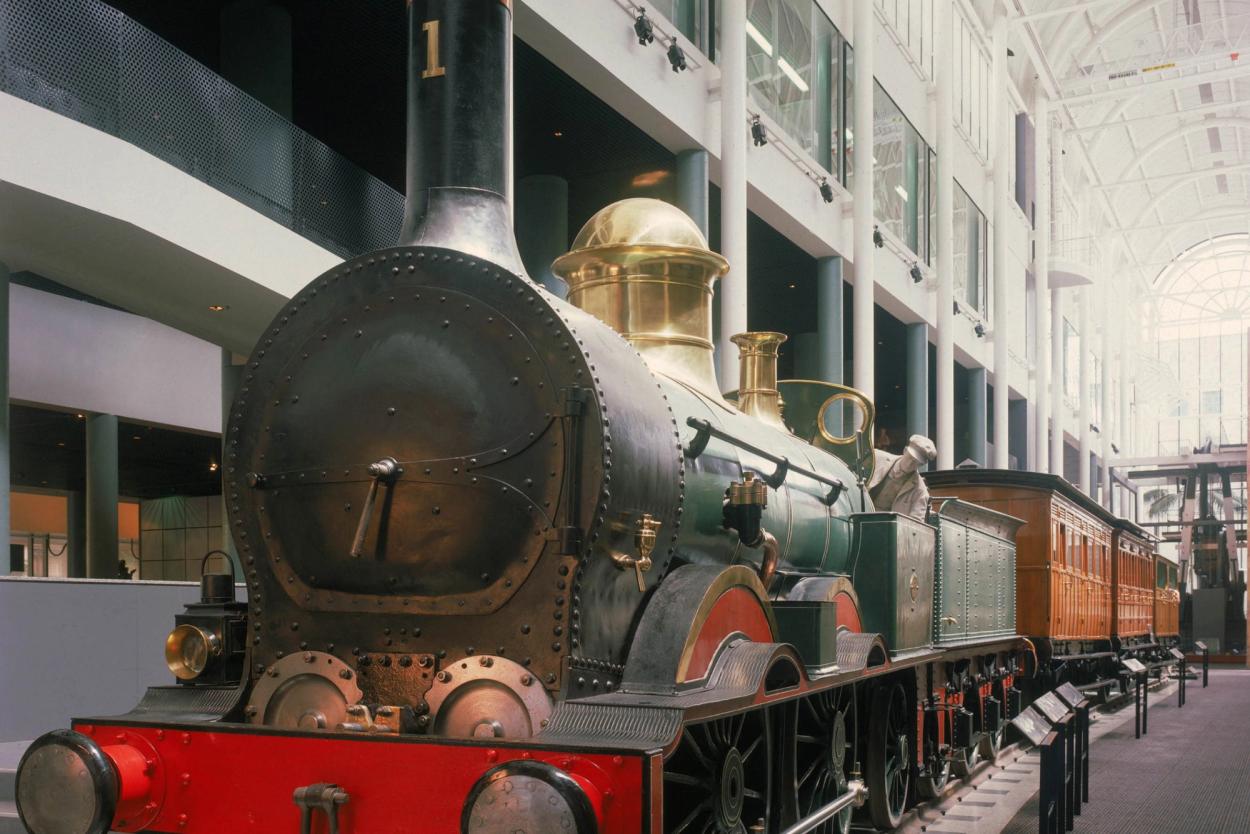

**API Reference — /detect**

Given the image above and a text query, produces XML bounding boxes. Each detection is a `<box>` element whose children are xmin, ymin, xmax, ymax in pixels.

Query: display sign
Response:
<box><xmin>1054</xmin><ymin>682</ymin><xmax>1088</xmax><ymax>710</ymax></box>
<box><xmin>1170</xmin><ymin>648</ymin><xmax>1187</xmax><ymax>661</ymax></box>
<box><xmin>1194</xmin><ymin>641</ymin><xmax>1208</xmax><ymax>652</ymax></box>
<box><xmin>1121</xmin><ymin>658</ymin><xmax>1147</xmax><ymax>674</ymax></box>
<box><xmin>1010</xmin><ymin>706</ymin><xmax>1052</xmax><ymax>746</ymax></box>
<box><xmin>1033</xmin><ymin>691</ymin><xmax>1071</xmax><ymax>723</ymax></box>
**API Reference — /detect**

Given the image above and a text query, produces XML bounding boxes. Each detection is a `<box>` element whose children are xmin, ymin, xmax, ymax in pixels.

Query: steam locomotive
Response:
<box><xmin>14</xmin><ymin>3</ymin><xmax>1030</xmax><ymax>833</ymax></box>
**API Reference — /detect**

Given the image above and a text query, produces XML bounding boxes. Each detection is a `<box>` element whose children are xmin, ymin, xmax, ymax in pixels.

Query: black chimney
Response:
<box><xmin>399</xmin><ymin>0</ymin><xmax>524</xmax><ymax>275</ymax></box>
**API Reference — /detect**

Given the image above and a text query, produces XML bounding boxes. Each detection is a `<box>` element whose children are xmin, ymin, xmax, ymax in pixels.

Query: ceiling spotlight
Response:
<box><xmin>1111</xmin><ymin>442</ymin><xmax>1120</xmax><ymax>454</ymax></box>
<box><xmin>974</xmin><ymin>321</ymin><xmax>986</xmax><ymax>338</ymax></box>
<box><xmin>209</xmin><ymin>462</ymin><xmax>219</xmax><ymax>472</ymax></box>
<box><xmin>1007</xmin><ymin>47</ymin><xmax>1016</xmax><ymax>57</ymax></box>
<box><xmin>909</xmin><ymin>262</ymin><xmax>923</xmax><ymax>283</ymax></box>
<box><xmin>872</xmin><ymin>226</ymin><xmax>884</xmax><ymax>248</ymax></box>
<box><xmin>751</xmin><ymin>116</ymin><xmax>768</xmax><ymax>147</ymax></box>
<box><xmin>819</xmin><ymin>177</ymin><xmax>834</xmax><ymax>203</ymax></box>
<box><xmin>634</xmin><ymin>9</ymin><xmax>655</xmax><ymax>46</ymax></box>
<box><xmin>667</xmin><ymin>40</ymin><xmax>687</xmax><ymax>72</ymax></box>
<box><xmin>208</xmin><ymin>304</ymin><xmax>227</xmax><ymax>312</ymax></box>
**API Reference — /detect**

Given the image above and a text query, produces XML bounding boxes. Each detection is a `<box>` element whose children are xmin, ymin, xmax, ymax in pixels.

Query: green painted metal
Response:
<box><xmin>931</xmin><ymin>499</ymin><xmax>1023</xmax><ymax>646</ymax></box>
<box><xmin>847</xmin><ymin>512</ymin><xmax>935</xmax><ymax>651</ymax></box>
<box><xmin>773</xmin><ymin>600</ymin><xmax>840</xmax><ymax>672</ymax></box>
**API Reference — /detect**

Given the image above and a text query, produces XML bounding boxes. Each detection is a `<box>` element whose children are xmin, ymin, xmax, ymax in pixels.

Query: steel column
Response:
<box><xmin>906</xmin><ymin>323</ymin><xmax>929</xmax><ymax>441</ymax></box>
<box><xmin>675</xmin><ymin>148</ymin><xmax>710</xmax><ymax>239</ymax></box>
<box><xmin>969</xmin><ymin>366</ymin><xmax>988</xmax><ymax>467</ymax></box>
<box><xmin>0</xmin><ymin>262</ymin><xmax>8</xmax><ymax>565</ymax></box>
<box><xmin>516</xmin><ymin>175</ymin><xmax>570</xmax><ymax>297</ymax></box>
<box><xmin>1100</xmin><ymin>288</ymin><xmax>1113</xmax><ymax>506</ymax></box>
<box><xmin>86</xmin><ymin>413</ymin><xmax>119</xmax><ymax>579</ymax></box>
<box><xmin>817</xmin><ymin>257</ymin><xmax>844</xmax><ymax>385</ymax></box>
<box><xmin>1051</xmin><ymin>286</ymin><xmax>1066</xmax><ymax>477</ymax></box>
<box><xmin>718</xmin><ymin>0</ymin><xmax>749</xmax><ymax>391</ymax></box>
<box><xmin>67</xmin><ymin>491</ymin><xmax>86</xmax><ymax>578</ymax></box>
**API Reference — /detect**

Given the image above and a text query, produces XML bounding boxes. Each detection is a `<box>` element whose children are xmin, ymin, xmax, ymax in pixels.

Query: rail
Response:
<box><xmin>0</xmin><ymin>0</ymin><xmax>403</xmax><ymax>259</ymax></box>
<box><xmin>684</xmin><ymin>417</ymin><xmax>847</xmax><ymax>505</ymax></box>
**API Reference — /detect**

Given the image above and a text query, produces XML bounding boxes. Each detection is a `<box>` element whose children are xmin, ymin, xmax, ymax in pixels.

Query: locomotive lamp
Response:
<box><xmin>163</xmin><ymin>551</ymin><xmax>246</xmax><ymax>685</ymax></box>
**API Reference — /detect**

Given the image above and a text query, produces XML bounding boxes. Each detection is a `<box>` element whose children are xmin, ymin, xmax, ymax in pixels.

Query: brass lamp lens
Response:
<box><xmin>165</xmin><ymin>624</ymin><xmax>218</xmax><ymax>680</ymax></box>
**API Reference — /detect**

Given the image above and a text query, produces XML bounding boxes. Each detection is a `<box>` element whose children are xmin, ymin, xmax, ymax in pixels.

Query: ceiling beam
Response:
<box><xmin>1011</xmin><ymin>0</ymin><xmax>1124</xmax><ymax>24</ymax></box>
<box><xmin>1058</xmin><ymin>62</ymin><xmax>1250</xmax><ymax>106</ymax></box>
<box><xmin>1099</xmin><ymin>160</ymin><xmax>1250</xmax><ymax>189</ymax></box>
<box><xmin>1073</xmin><ymin>98</ymin><xmax>1250</xmax><ymax>136</ymax></box>
<box><xmin>1112</xmin><ymin>209</ymin><xmax>1250</xmax><ymax>235</ymax></box>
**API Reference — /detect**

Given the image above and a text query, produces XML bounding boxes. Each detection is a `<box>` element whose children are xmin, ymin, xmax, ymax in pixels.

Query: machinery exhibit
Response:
<box><xmin>9</xmin><ymin>2</ymin><xmax>1228</xmax><ymax>834</ymax></box>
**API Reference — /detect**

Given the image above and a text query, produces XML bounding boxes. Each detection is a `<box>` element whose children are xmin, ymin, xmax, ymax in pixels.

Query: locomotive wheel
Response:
<box><xmin>864</xmin><ymin>681</ymin><xmax>910</xmax><ymax>830</ymax></box>
<box><xmin>916</xmin><ymin>706</ymin><xmax>950</xmax><ymax>800</ymax></box>
<box><xmin>791</xmin><ymin>685</ymin><xmax>856</xmax><ymax>834</ymax></box>
<box><xmin>664</xmin><ymin>710</ymin><xmax>773</xmax><ymax>833</ymax></box>
<box><xmin>950</xmin><ymin>736</ymin><xmax>981</xmax><ymax>778</ymax></box>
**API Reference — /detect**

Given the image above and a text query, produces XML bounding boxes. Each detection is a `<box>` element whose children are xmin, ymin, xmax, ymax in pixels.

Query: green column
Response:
<box><xmin>675</xmin><ymin>149</ymin><xmax>710</xmax><ymax>239</ymax></box>
<box><xmin>67</xmin><ymin>491</ymin><xmax>87</xmax><ymax>577</ymax></box>
<box><xmin>968</xmin><ymin>366</ymin><xmax>988</xmax><ymax>466</ymax></box>
<box><xmin>0</xmin><ymin>263</ymin><xmax>8</xmax><ymax>562</ymax></box>
<box><xmin>516</xmin><ymin>175</ymin><xmax>570</xmax><ymax>297</ymax></box>
<box><xmin>906</xmin><ymin>323</ymin><xmax>929</xmax><ymax>440</ymax></box>
<box><xmin>86</xmin><ymin>413</ymin><xmax>119</xmax><ymax>578</ymax></box>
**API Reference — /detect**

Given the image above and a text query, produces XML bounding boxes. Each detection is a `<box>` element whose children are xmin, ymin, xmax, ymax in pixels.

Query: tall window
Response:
<box><xmin>953</xmin><ymin>184</ymin><xmax>987</xmax><ymax>312</ymax></box>
<box><xmin>744</xmin><ymin>0</ymin><xmax>846</xmax><ymax>178</ymax></box>
<box><xmin>873</xmin><ymin>84</ymin><xmax>930</xmax><ymax>260</ymax></box>
<box><xmin>1142</xmin><ymin>234</ymin><xmax>1250</xmax><ymax>456</ymax></box>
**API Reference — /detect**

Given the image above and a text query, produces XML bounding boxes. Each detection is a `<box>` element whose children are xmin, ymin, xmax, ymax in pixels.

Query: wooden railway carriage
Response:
<box><xmin>1112</xmin><ymin>520</ymin><xmax>1157</xmax><ymax>650</ymax></box>
<box><xmin>923</xmin><ymin>470</ymin><xmax>1122</xmax><ymax>688</ymax></box>
<box><xmin>1155</xmin><ymin>554</ymin><xmax>1181</xmax><ymax>645</ymax></box>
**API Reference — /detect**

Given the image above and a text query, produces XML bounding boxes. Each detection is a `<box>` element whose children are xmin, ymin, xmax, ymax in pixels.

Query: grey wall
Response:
<box><xmin>0</xmin><ymin>577</ymin><xmax>242</xmax><ymax>742</ymax></box>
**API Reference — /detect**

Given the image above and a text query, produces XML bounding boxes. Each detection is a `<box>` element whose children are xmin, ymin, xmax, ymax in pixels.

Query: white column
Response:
<box><xmin>1119</xmin><ymin>299</ymin><xmax>1132</xmax><ymax>458</ymax></box>
<box><xmin>718</xmin><ymin>0</ymin><xmax>749</xmax><ymax>391</ymax></box>
<box><xmin>1078</xmin><ymin>286</ymin><xmax>1091</xmax><ymax>493</ymax></box>
<box><xmin>1033</xmin><ymin>93</ymin><xmax>1051</xmax><ymax>473</ymax></box>
<box><xmin>852</xmin><ymin>0</ymin><xmax>876</xmax><ymax>400</ymax></box>
<box><xmin>1100</xmin><ymin>285</ymin><xmax>1113</xmax><ymax>506</ymax></box>
<box><xmin>935</xmin><ymin>0</ymin><xmax>955</xmax><ymax>468</ymax></box>
<box><xmin>991</xmin><ymin>9</ymin><xmax>1011</xmax><ymax>469</ymax></box>
<box><xmin>1049</xmin><ymin>126</ymin><xmax>1066</xmax><ymax>477</ymax></box>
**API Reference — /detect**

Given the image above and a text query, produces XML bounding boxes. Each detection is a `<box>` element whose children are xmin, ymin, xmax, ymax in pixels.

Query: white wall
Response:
<box><xmin>0</xmin><ymin>577</ymin><xmax>243</xmax><ymax>742</ymax></box>
<box><xmin>10</xmin><ymin>285</ymin><xmax>222</xmax><ymax>433</ymax></box>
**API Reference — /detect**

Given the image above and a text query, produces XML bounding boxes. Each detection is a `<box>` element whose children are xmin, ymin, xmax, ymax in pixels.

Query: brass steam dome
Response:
<box><xmin>552</xmin><ymin>198</ymin><xmax>729</xmax><ymax>397</ymax></box>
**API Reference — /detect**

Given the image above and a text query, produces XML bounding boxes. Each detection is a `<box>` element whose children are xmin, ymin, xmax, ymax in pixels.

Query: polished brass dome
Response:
<box><xmin>567</xmin><ymin>197</ymin><xmax>715</xmax><ymax>253</ymax></box>
<box><xmin>552</xmin><ymin>199</ymin><xmax>729</xmax><ymax>398</ymax></box>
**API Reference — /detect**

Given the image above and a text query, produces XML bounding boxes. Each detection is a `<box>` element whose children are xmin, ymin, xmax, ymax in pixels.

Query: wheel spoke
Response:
<box><xmin>671</xmin><ymin>799</ymin><xmax>711</xmax><ymax>834</ymax></box>
<box><xmin>684</xmin><ymin>728</ymin><xmax>714</xmax><ymax>772</ymax></box>
<box><xmin>664</xmin><ymin>770</ymin><xmax>707</xmax><ymax>788</ymax></box>
<box><xmin>798</xmin><ymin>754</ymin><xmax>822</xmax><ymax>788</ymax></box>
<box><xmin>740</xmin><ymin>733</ymin><xmax>763</xmax><ymax>763</ymax></box>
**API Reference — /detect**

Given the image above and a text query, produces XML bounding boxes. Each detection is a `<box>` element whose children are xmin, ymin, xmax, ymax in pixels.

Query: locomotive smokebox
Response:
<box><xmin>399</xmin><ymin>0</ymin><xmax>524</xmax><ymax>274</ymax></box>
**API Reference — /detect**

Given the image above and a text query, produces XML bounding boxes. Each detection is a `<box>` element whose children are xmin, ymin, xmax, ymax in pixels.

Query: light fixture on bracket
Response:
<box><xmin>909</xmin><ymin>262</ymin><xmax>923</xmax><ymax>283</ymax></box>
<box><xmin>634</xmin><ymin>8</ymin><xmax>655</xmax><ymax>45</ymax></box>
<box><xmin>953</xmin><ymin>300</ymin><xmax>962</xmax><ymax>316</ymax></box>
<box><xmin>667</xmin><ymin>40</ymin><xmax>687</xmax><ymax>72</ymax></box>
<box><xmin>751</xmin><ymin>116</ymin><xmax>768</xmax><ymax>146</ymax></box>
<box><xmin>974</xmin><ymin>321</ymin><xmax>986</xmax><ymax>338</ymax></box>
<box><xmin>872</xmin><ymin>226</ymin><xmax>884</xmax><ymax>248</ymax></box>
<box><xmin>819</xmin><ymin>178</ymin><xmax>834</xmax><ymax>204</ymax></box>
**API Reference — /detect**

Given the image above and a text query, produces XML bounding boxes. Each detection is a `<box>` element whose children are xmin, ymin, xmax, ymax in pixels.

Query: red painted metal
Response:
<box><xmin>682</xmin><ymin>586</ymin><xmax>774</xmax><ymax>682</ymax></box>
<box><xmin>73</xmin><ymin>722</ymin><xmax>647</xmax><ymax>834</ymax></box>
<box><xmin>832</xmin><ymin>591</ymin><xmax>863</xmax><ymax>633</ymax></box>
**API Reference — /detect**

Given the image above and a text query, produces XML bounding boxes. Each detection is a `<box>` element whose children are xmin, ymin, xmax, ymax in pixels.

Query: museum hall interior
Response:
<box><xmin>1</xmin><ymin>1</ymin><xmax>1248</xmax><ymax>832</ymax></box>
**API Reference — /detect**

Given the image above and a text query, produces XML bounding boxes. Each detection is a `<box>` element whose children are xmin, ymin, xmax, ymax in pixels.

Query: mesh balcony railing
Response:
<box><xmin>0</xmin><ymin>0</ymin><xmax>403</xmax><ymax>259</ymax></box>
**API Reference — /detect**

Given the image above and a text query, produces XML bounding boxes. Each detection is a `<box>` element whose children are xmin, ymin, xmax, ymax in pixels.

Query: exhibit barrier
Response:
<box><xmin>1012</xmin><ymin>684</ymin><xmax>1090</xmax><ymax>834</ymax></box>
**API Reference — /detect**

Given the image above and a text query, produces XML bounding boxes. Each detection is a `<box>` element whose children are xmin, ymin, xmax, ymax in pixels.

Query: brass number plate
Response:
<box><xmin>422</xmin><ymin>20</ymin><xmax>446</xmax><ymax>79</ymax></box>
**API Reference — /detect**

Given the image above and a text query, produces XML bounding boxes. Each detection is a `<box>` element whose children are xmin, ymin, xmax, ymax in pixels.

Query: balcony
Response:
<box><xmin>0</xmin><ymin>0</ymin><xmax>402</xmax><ymax>259</ymax></box>
<box><xmin>1049</xmin><ymin>236</ymin><xmax>1099</xmax><ymax>287</ymax></box>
